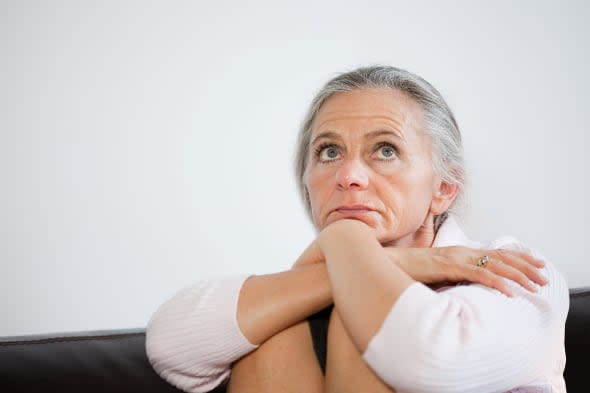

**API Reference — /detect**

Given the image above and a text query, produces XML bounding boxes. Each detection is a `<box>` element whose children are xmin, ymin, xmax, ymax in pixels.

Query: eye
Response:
<box><xmin>374</xmin><ymin>142</ymin><xmax>398</xmax><ymax>160</ymax></box>
<box><xmin>315</xmin><ymin>143</ymin><xmax>341</xmax><ymax>162</ymax></box>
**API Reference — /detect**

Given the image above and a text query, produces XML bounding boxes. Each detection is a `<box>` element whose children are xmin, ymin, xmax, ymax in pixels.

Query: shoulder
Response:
<box><xmin>436</xmin><ymin>218</ymin><xmax>570</xmax><ymax>322</ymax></box>
<box><xmin>487</xmin><ymin>235</ymin><xmax>567</xmax><ymax>290</ymax></box>
<box><xmin>442</xmin><ymin>234</ymin><xmax>571</xmax><ymax>328</ymax></box>
<box><xmin>490</xmin><ymin>235</ymin><xmax>568</xmax><ymax>303</ymax></box>
<box><xmin>437</xmin><ymin>216</ymin><xmax>569</xmax><ymax>310</ymax></box>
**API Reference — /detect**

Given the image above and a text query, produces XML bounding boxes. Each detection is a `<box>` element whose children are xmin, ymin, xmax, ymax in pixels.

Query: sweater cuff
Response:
<box><xmin>146</xmin><ymin>274</ymin><xmax>258</xmax><ymax>393</ymax></box>
<box><xmin>208</xmin><ymin>274</ymin><xmax>259</xmax><ymax>357</ymax></box>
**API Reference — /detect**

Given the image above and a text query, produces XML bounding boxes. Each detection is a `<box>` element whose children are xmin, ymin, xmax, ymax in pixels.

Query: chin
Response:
<box><xmin>324</xmin><ymin>215</ymin><xmax>374</xmax><ymax>229</ymax></box>
<box><xmin>373</xmin><ymin>225</ymin><xmax>401</xmax><ymax>245</ymax></box>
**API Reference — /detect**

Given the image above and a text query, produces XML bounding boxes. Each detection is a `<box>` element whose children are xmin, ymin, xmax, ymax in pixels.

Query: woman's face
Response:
<box><xmin>305</xmin><ymin>88</ymin><xmax>454</xmax><ymax>247</ymax></box>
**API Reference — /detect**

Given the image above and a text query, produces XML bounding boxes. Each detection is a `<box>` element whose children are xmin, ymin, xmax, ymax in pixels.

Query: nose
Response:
<box><xmin>336</xmin><ymin>159</ymin><xmax>369</xmax><ymax>190</ymax></box>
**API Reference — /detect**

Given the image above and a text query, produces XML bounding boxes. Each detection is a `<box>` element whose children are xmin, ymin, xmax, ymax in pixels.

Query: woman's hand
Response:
<box><xmin>386</xmin><ymin>246</ymin><xmax>548</xmax><ymax>297</ymax></box>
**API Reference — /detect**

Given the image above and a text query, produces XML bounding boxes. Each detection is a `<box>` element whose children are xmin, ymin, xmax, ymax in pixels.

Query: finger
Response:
<box><xmin>487</xmin><ymin>249</ymin><xmax>545</xmax><ymax>285</ymax></box>
<box><xmin>496</xmin><ymin>248</ymin><xmax>545</xmax><ymax>268</ymax></box>
<box><xmin>467</xmin><ymin>265</ymin><xmax>514</xmax><ymax>297</ymax></box>
<box><xmin>485</xmin><ymin>258</ymin><xmax>537</xmax><ymax>292</ymax></box>
<box><xmin>491</xmin><ymin>249</ymin><xmax>548</xmax><ymax>286</ymax></box>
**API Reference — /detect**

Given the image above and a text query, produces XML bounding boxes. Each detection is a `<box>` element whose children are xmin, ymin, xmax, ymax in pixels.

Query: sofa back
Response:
<box><xmin>564</xmin><ymin>287</ymin><xmax>590</xmax><ymax>391</ymax></box>
<box><xmin>1</xmin><ymin>287</ymin><xmax>589</xmax><ymax>393</ymax></box>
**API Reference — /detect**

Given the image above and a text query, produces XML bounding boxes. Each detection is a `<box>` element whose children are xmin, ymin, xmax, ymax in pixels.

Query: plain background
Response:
<box><xmin>1</xmin><ymin>0</ymin><xmax>588</xmax><ymax>336</ymax></box>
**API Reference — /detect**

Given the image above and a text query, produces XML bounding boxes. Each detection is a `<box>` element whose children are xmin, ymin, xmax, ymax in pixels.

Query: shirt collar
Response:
<box><xmin>432</xmin><ymin>215</ymin><xmax>482</xmax><ymax>249</ymax></box>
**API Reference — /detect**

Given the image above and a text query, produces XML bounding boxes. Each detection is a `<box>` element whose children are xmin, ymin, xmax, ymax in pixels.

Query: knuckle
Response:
<box><xmin>522</xmin><ymin>264</ymin><xmax>538</xmax><ymax>276</ymax></box>
<box><xmin>495</xmin><ymin>249</ymin><xmax>516</xmax><ymax>262</ymax></box>
<box><xmin>495</xmin><ymin>248</ymin><xmax>508</xmax><ymax>256</ymax></box>
<box><xmin>515</xmin><ymin>271</ymin><xmax>529</xmax><ymax>284</ymax></box>
<box><xmin>479</xmin><ymin>270</ymin><xmax>494</xmax><ymax>283</ymax></box>
<box><xmin>492</xmin><ymin>249</ymin><xmax>504</xmax><ymax>259</ymax></box>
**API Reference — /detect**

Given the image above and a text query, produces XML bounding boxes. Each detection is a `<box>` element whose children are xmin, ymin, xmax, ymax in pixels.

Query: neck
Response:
<box><xmin>383</xmin><ymin>213</ymin><xmax>437</xmax><ymax>248</ymax></box>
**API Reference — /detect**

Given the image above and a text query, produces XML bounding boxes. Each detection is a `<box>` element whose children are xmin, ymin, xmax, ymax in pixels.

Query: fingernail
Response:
<box><xmin>540</xmin><ymin>276</ymin><xmax>548</xmax><ymax>285</ymax></box>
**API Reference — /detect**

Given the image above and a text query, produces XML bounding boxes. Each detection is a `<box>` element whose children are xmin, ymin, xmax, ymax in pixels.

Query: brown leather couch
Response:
<box><xmin>1</xmin><ymin>287</ymin><xmax>588</xmax><ymax>393</ymax></box>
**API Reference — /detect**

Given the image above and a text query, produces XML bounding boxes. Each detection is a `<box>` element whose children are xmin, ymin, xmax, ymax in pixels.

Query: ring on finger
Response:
<box><xmin>476</xmin><ymin>255</ymin><xmax>490</xmax><ymax>268</ymax></box>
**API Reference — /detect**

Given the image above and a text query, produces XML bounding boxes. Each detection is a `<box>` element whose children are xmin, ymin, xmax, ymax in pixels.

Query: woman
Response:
<box><xmin>146</xmin><ymin>66</ymin><xmax>568</xmax><ymax>393</ymax></box>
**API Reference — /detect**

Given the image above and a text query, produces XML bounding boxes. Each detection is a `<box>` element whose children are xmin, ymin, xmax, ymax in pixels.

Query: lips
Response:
<box><xmin>334</xmin><ymin>204</ymin><xmax>374</xmax><ymax>212</ymax></box>
<box><xmin>332</xmin><ymin>204</ymin><xmax>376</xmax><ymax>219</ymax></box>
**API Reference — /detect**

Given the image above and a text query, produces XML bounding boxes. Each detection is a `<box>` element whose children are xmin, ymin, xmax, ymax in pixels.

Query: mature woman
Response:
<box><xmin>146</xmin><ymin>66</ymin><xmax>568</xmax><ymax>393</ymax></box>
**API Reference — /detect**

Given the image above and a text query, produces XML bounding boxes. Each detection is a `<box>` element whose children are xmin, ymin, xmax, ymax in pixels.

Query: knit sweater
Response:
<box><xmin>146</xmin><ymin>217</ymin><xmax>569</xmax><ymax>393</ymax></box>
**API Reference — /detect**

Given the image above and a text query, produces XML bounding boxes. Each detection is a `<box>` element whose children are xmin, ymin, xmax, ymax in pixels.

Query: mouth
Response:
<box><xmin>331</xmin><ymin>205</ymin><xmax>376</xmax><ymax>219</ymax></box>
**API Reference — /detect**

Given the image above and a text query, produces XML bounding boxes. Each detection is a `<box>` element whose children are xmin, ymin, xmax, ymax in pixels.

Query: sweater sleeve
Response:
<box><xmin>362</xmin><ymin>239</ymin><xmax>569</xmax><ymax>393</ymax></box>
<box><xmin>145</xmin><ymin>274</ymin><xmax>259</xmax><ymax>393</ymax></box>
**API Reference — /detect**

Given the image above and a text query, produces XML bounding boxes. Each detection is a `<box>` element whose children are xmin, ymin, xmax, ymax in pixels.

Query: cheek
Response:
<box><xmin>306</xmin><ymin>171</ymin><xmax>328</xmax><ymax>215</ymax></box>
<box><xmin>381</xmin><ymin>172</ymin><xmax>434</xmax><ymax>214</ymax></box>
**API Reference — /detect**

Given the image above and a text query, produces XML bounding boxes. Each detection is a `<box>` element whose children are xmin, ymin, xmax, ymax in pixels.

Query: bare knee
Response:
<box><xmin>228</xmin><ymin>321</ymin><xmax>324</xmax><ymax>393</ymax></box>
<box><xmin>325</xmin><ymin>309</ymin><xmax>395</xmax><ymax>393</ymax></box>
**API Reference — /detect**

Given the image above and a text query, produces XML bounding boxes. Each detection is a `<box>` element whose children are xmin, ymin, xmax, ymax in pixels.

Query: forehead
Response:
<box><xmin>311</xmin><ymin>88</ymin><xmax>426</xmax><ymax>138</ymax></box>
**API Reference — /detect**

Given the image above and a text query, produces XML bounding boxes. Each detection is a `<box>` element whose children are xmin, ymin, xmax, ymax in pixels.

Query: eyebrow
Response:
<box><xmin>366</xmin><ymin>129</ymin><xmax>405</xmax><ymax>142</ymax></box>
<box><xmin>311</xmin><ymin>131</ymin><xmax>341</xmax><ymax>147</ymax></box>
<box><xmin>311</xmin><ymin>129</ymin><xmax>405</xmax><ymax>147</ymax></box>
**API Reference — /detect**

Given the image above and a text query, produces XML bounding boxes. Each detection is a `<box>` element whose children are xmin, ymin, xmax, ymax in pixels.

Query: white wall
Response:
<box><xmin>1</xmin><ymin>0</ymin><xmax>588</xmax><ymax>336</ymax></box>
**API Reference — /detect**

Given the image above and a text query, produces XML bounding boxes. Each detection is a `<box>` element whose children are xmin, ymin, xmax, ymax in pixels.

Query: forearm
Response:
<box><xmin>147</xmin><ymin>264</ymin><xmax>331</xmax><ymax>393</ymax></box>
<box><xmin>318</xmin><ymin>220</ymin><xmax>414</xmax><ymax>352</ymax></box>
<box><xmin>325</xmin><ymin>308</ymin><xmax>395</xmax><ymax>393</ymax></box>
<box><xmin>238</xmin><ymin>262</ymin><xmax>332</xmax><ymax>345</ymax></box>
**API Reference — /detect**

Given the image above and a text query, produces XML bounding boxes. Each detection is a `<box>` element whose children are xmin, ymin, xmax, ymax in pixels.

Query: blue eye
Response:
<box><xmin>324</xmin><ymin>147</ymin><xmax>339</xmax><ymax>159</ymax></box>
<box><xmin>375</xmin><ymin>143</ymin><xmax>397</xmax><ymax>160</ymax></box>
<box><xmin>315</xmin><ymin>143</ymin><xmax>341</xmax><ymax>162</ymax></box>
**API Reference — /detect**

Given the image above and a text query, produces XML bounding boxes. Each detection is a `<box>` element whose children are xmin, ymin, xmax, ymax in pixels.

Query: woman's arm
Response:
<box><xmin>318</xmin><ymin>219</ymin><xmax>569</xmax><ymax>392</ymax></box>
<box><xmin>325</xmin><ymin>309</ymin><xmax>395</xmax><ymax>393</ymax></box>
<box><xmin>146</xmin><ymin>260</ymin><xmax>332</xmax><ymax>393</ymax></box>
<box><xmin>317</xmin><ymin>219</ymin><xmax>414</xmax><ymax>352</ymax></box>
<box><xmin>238</xmin><ymin>239</ymin><xmax>329</xmax><ymax>345</ymax></box>
<box><xmin>237</xmin><ymin>262</ymin><xmax>331</xmax><ymax>344</ymax></box>
<box><xmin>362</xmin><ymin>264</ymin><xmax>568</xmax><ymax>393</ymax></box>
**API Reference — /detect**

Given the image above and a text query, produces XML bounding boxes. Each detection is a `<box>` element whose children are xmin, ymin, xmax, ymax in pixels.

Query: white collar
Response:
<box><xmin>432</xmin><ymin>215</ymin><xmax>482</xmax><ymax>249</ymax></box>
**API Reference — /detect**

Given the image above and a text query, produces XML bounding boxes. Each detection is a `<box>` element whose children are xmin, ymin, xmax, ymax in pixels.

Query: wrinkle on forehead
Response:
<box><xmin>314</xmin><ymin>116</ymin><xmax>407</xmax><ymax>141</ymax></box>
<box><xmin>310</xmin><ymin>88</ymin><xmax>425</xmax><ymax>140</ymax></box>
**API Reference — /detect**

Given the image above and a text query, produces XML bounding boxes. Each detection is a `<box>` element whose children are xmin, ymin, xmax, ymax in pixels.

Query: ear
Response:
<box><xmin>430</xmin><ymin>180</ymin><xmax>460</xmax><ymax>216</ymax></box>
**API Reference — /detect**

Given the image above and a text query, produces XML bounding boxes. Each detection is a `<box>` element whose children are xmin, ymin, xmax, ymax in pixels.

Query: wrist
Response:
<box><xmin>292</xmin><ymin>240</ymin><xmax>325</xmax><ymax>269</ymax></box>
<box><xmin>318</xmin><ymin>219</ymin><xmax>374</xmax><ymax>246</ymax></box>
<box><xmin>317</xmin><ymin>219</ymin><xmax>380</xmax><ymax>267</ymax></box>
<box><xmin>384</xmin><ymin>247</ymin><xmax>406</xmax><ymax>269</ymax></box>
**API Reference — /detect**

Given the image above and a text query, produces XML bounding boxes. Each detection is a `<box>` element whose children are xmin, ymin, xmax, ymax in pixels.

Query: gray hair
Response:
<box><xmin>294</xmin><ymin>65</ymin><xmax>465</xmax><ymax>231</ymax></box>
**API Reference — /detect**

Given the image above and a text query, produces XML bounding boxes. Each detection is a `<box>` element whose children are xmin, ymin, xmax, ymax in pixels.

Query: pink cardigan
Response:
<box><xmin>146</xmin><ymin>216</ymin><xmax>568</xmax><ymax>393</ymax></box>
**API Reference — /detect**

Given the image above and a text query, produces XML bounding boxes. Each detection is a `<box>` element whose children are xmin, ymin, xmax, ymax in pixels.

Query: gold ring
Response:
<box><xmin>476</xmin><ymin>255</ymin><xmax>490</xmax><ymax>268</ymax></box>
